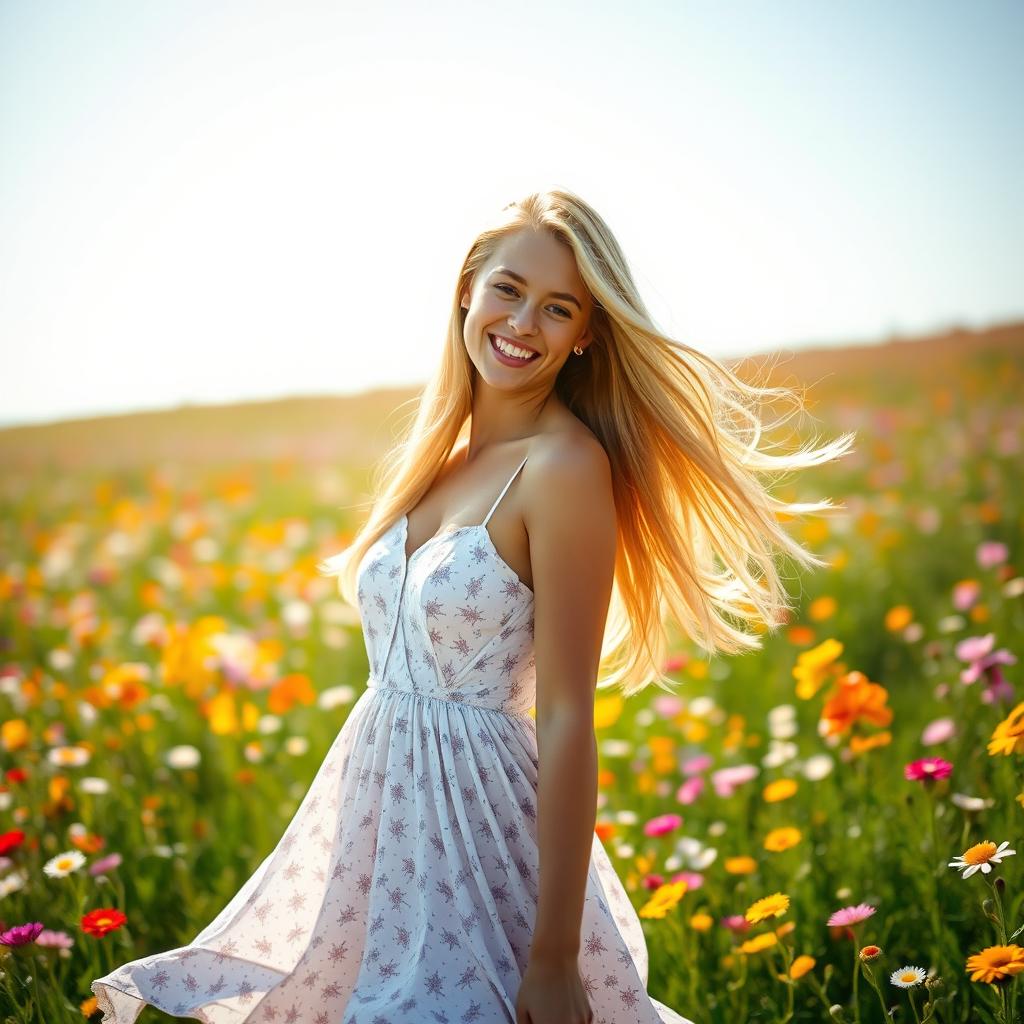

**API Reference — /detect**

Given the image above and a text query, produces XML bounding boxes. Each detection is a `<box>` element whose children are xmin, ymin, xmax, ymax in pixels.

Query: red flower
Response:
<box><xmin>81</xmin><ymin>907</ymin><xmax>127</xmax><ymax>937</ymax></box>
<box><xmin>0</xmin><ymin>830</ymin><xmax>26</xmax><ymax>856</ymax></box>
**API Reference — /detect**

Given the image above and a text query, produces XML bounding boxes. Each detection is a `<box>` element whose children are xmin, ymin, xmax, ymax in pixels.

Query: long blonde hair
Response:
<box><xmin>319</xmin><ymin>188</ymin><xmax>856</xmax><ymax>697</ymax></box>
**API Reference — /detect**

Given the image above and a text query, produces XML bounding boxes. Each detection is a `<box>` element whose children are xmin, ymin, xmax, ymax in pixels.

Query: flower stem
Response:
<box><xmin>908</xmin><ymin>986</ymin><xmax>923</xmax><ymax>1024</ymax></box>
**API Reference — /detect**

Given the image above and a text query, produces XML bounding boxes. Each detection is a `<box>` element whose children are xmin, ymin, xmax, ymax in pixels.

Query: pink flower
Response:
<box><xmin>675</xmin><ymin>776</ymin><xmax>705</xmax><ymax>805</ymax></box>
<box><xmin>681</xmin><ymin>754</ymin><xmax>713</xmax><ymax>776</ymax></box>
<box><xmin>34</xmin><ymin>929</ymin><xmax>74</xmax><ymax>949</ymax></box>
<box><xmin>720</xmin><ymin>914</ymin><xmax>751</xmax><ymax>933</ymax></box>
<box><xmin>711</xmin><ymin>764</ymin><xmax>759</xmax><ymax>798</ymax></box>
<box><xmin>671</xmin><ymin>870</ymin><xmax>704</xmax><ymax>891</ymax></box>
<box><xmin>652</xmin><ymin>695</ymin><xmax>685</xmax><ymax>718</ymax></box>
<box><xmin>921</xmin><ymin>717</ymin><xmax>956</xmax><ymax>745</ymax></box>
<box><xmin>89</xmin><ymin>852</ymin><xmax>123</xmax><ymax>876</ymax></box>
<box><xmin>0</xmin><ymin>921</ymin><xmax>45</xmax><ymax>947</ymax></box>
<box><xmin>977</xmin><ymin>541</ymin><xmax>1009</xmax><ymax>570</ymax></box>
<box><xmin>952</xmin><ymin>580</ymin><xmax>981</xmax><ymax>612</ymax></box>
<box><xmin>643</xmin><ymin>813</ymin><xmax>683</xmax><ymax>838</ymax></box>
<box><xmin>904</xmin><ymin>757</ymin><xmax>953</xmax><ymax>782</ymax></box>
<box><xmin>642</xmin><ymin>874</ymin><xmax>665</xmax><ymax>890</ymax></box>
<box><xmin>827</xmin><ymin>903</ymin><xmax>876</xmax><ymax>928</ymax></box>
<box><xmin>955</xmin><ymin>633</ymin><xmax>1017</xmax><ymax>704</ymax></box>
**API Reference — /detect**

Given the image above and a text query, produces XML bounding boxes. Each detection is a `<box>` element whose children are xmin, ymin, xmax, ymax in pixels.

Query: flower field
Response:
<box><xmin>1</xmin><ymin>325</ymin><xmax>1022</xmax><ymax>1022</ymax></box>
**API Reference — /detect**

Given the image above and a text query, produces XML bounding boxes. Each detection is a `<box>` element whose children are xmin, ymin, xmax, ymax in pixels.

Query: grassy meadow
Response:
<box><xmin>1</xmin><ymin>322</ymin><xmax>1022</xmax><ymax>1023</ymax></box>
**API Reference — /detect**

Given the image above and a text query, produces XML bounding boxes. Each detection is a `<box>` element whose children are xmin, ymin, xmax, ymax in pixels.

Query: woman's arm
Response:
<box><xmin>523</xmin><ymin>436</ymin><xmax>618</xmax><ymax>962</ymax></box>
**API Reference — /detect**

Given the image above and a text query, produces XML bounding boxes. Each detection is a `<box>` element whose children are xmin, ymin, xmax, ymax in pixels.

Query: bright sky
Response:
<box><xmin>2</xmin><ymin>0</ymin><xmax>1021</xmax><ymax>428</ymax></box>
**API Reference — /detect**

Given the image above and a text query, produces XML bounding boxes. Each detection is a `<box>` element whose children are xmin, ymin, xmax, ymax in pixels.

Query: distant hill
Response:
<box><xmin>1</xmin><ymin>319</ymin><xmax>1020</xmax><ymax>472</ymax></box>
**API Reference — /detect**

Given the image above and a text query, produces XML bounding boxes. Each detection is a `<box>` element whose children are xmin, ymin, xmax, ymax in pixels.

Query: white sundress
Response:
<box><xmin>91</xmin><ymin>453</ymin><xmax>694</xmax><ymax>1024</ymax></box>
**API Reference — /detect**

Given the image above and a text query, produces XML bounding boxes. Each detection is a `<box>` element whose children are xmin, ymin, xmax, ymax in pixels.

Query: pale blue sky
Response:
<box><xmin>2</xmin><ymin>0</ymin><xmax>1021</xmax><ymax>427</ymax></box>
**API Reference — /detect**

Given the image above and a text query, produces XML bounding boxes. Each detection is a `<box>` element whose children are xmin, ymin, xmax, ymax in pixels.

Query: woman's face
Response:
<box><xmin>460</xmin><ymin>228</ymin><xmax>593</xmax><ymax>388</ymax></box>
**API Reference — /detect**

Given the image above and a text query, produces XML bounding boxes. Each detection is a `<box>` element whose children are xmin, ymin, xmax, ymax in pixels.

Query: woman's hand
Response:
<box><xmin>515</xmin><ymin>952</ymin><xmax>594</xmax><ymax>1024</ymax></box>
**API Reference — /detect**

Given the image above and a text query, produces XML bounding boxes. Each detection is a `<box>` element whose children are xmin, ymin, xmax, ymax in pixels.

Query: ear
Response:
<box><xmin>460</xmin><ymin>289</ymin><xmax>470</xmax><ymax>311</ymax></box>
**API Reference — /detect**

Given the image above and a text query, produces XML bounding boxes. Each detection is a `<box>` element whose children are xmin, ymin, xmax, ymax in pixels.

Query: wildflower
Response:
<box><xmin>745</xmin><ymin>893</ymin><xmax>790</xmax><ymax>923</ymax></box>
<box><xmin>965</xmin><ymin>944</ymin><xmax>1024</xmax><ymax>983</ymax></box>
<box><xmin>988</xmin><ymin>702</ymin><xmax>1024</xmax><ymax>756</ymax></box>
<box><xmin>890</xmin><ymin>965</ymin><xmax>927</xmax><ymax>988</ymax></box>
<box><xmin>921</xmin><ymin>717</ymin><xmax>956</xmax><ymax>745</ymax></box>
<box><xmin>948</xmin><ymin>840</ymin><xmax>1016</xmax><ymax>878</ymax></box>
<box><xmin>643</xmin><ymin>813</ymin><xmax>683</xmax><ymax>837</ymax></box>
<box><xmin>951</xmin><ymin>793</ymin><xmax>994</xmax><ymax>813</ymax></box>
<box><xmin>793</xmin><ymin>639</ymin><xmax>844</xmax><ymax>700</ymax></box>
<box><xmin>34</xmin><ymin>929</ymin><xmax>74</xmax><ymax>949</ymax></box>
<box><xmin>802</xmin><ymin>754</ymin><xmax>834</xmax><ymax>780</ymax></box>
<box><xmin>738</xmin><ymin>932</ymin><xmax>778</xmax><ymax>954</ymax></box>
<box><xmin>676</xmin><ymin>776</ymin><xmax>704</xmax><ymax>804</ymax></box>
<box><xmin>977</xmin><ymin>541</ymin><xmax>1009</xmax><ymax>570</ymax></box>
<box><xmin>953</xmin><ymin>579</ymin><xmax>982</xmax><ymax>611</ymax></box>
<box><xmin>43</xmin><ymin>850</ymin><xmax>86</xmax><ymax>878</ymax></box>
<box><xmin>827</xmin><ymin>903</ymin><xmax>876</xmax><ymax>928</ymax></box>
<box><xmin>689</xmin><ymin>912</ymin><xmax>713</xmax><ymax>931</ymax></box>
<box><xmin>723</xmin><ymin>856</ymin><xmax>757</xmax><ymax>875</ymax></box>
<box><xmin>904</xmin><ymin>757</ymin><xmax>953</xmax><ymax>782</ymax></box>
<box><xmin>956</xmin><ymin>634</ymin><xmax>1017</xmax><ymax>704</ymax></box>
<box><xmin>820</xmin><ymin>671</ymin><xmax>893</xmax><ymax>736</ymax></box>
<box><xmin>0</xmin><ymin>921</ymin><xmax>44</xmax><ymax>947</ymax></box>
<box><xmin>859</xmin><ymin>945</ymin><xmax>883</xmax><ymax>962</ymax></box>
<box><xmin>0</xmin><ymin>830</ymin><xmax>25</xmax><ymax>856</ymax></box>
<box><xmin>849</xmin><ymin>731</ymin><xmax>892</xmax><ymax>755</ymax></box>
<box><xmin>89</xmin><ymin>853</ymin><xmax>123</xmax><ymax>876</ymax></box>
<box><xmin>763</xmin><ymin>779</ymin><xmax>798</xmax><ymax>802</ymax></box>
<box><xmin>720</xmin><ymin>915</ymin><xmax>751</xmax><ymax>934</ymax></box>
<box><xmin>80</xmin><ymin>908</ymin><xmax>128</xmax><ymax>938</ymax></box>
<box><xmin>764</xmin><ymin>827</ymin><xmax>802</xmax><ymax>852</ymax></box>
<box><xmin>711</xmin><ymin>764</ymin><xmax>759</xmax><ymax>798</ymax></box>
<box><xmin>638</xmin><ymin>881</ymin><xmax>687</xmax><ymax>919</ymax></box>
<box><xmin>790</xmin><ymin>954</ymin><xmax>816</xmax><ymax>979</ymax></box>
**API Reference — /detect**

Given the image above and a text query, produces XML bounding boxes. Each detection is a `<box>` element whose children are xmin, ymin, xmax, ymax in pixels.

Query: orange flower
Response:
<box><xmin>764</xmin><ymin>827</ymin><xmax>802</xmax><ymax>852</ymax></box>
<box><xmin>966</xmin><ymin>944</ymin><xmax>1024</xmax><ymax>984</ymax></box>
<box><xmin>849</xmin><ymin>731</ymin><xmax>892</xmax><ymax>755</ymax></box>
<box><xmin>724</xmin><ymin>856</ymin><xmax>758</xmax><ymax>875</ymax></box>
<box><xmin>763</xmin><ymin>779</ymin><xmax>798</xmax><ymax>803</ymax></box>
<box><xmin>790</xmin><ymin>954</ymin><xmax>816</xmax><ymax>979</ymax></box>
<box><xmin>820</xmin><ymin>671</ymin><xmax>892</xmax><ymax>736</ymax></box>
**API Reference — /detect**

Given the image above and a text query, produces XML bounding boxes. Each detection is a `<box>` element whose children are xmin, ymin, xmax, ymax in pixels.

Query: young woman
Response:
<box><xmin>92</xmin><ymin>189</ymin><xmax>853</xmax><ymax>1024</ymax></box>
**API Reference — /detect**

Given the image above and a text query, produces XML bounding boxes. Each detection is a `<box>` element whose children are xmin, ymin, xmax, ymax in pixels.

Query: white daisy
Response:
<box><xmin>43</xmin><ymin>849</ymin><xmax>86</xmax><ymax>877</ymax></box>
<box><xmin>948</xmin><ymin>840</ymin><xmax>1016</xmax><ymax>879</ymax></box>
<box><xmin>890</xmin><ymin>965</ymin><xmax>927</xmax><ymax>988</ymax></box>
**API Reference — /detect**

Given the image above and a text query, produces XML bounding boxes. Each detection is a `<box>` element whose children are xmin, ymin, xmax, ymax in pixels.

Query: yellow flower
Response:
<box><xmin>745</xmin><ymin>893</ymin><xmax>790</xmax><ymax>924</ymax></box>
<box><xmin>792</xmin><ymin>638</ymin><xmax>843</xmax><ymax>700</ymax></box>
<box><xmin>638</xmin><ymin>881</ymin><xmax>688</xmax><ymax>920</ymax></box>
<box><xmin>763</xmin><ymin>779</ymin><xmax>798</xmax><ymax>803</ymax></box>
<box><xmin>738</xmin><ymin>932</ymin><xmax>778</xmax><ymax>954</ymax></box>
<box><xmin>808</xmin><ymin>596</ymin><xmax>836</xmax><ymax>622</ymax></box>
<box><xmin>764</xmin><ymin>827</ymin><xmax>802</xmax><ymax>852</ymax></box>
<box><xmin>989</xmin><ymin>702</ymin><xmax>1024</xmax><ymax>757</ymax></box>
<box><xmin>790</xmin><ymin>955</ymin><xmax>816</xmax><ymax>979</ymax></box>
<box><xmin>689</xmin><ymin>913</ymin><xmax>713</xmax><ymax>932</ymax></box>
<box><xmin>724</xmin><ymin>856</ymin><xmax>758</xmax><ymax>875</ymax></box>
<box><xmin>965</xmin><ymin>944</ymin><xmax>1024</xmax><ymax>984</ymax></box>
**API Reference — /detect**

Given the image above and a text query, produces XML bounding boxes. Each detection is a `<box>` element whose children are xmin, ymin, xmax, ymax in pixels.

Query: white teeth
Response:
<box><xmin>492</xmin><ymin>335</ymin><xmax>535</xmax><ymax>360</ymax></box>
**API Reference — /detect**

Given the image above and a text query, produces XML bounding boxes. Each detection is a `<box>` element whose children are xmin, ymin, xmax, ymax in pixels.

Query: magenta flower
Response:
<box><xmin>828</xmin><ymin>903</ymin><xmax>876</xmax><ymax>928</ymax></box>
<box><xmin>643</xmin><ymin>813</ymin><xmax>683</xmax><ymax>838</ymax></box>
<box><xmin>676</xmin><ymin>776</ymin><xmax>705</xmax><ymax>805</ymax></box>
<box><xmin>920</xmin><ymin>717</ymin><xmax>956</xmax><ymax>746</ymax></box>
<box><xmin>977</xmin><ymin>541</ymin><xmax>1009</xmax><ymax>570</ymax></box>
<box><xmin>955</xmin><ymin>633</ymin><xmax>1017</xmax><ymax>704</ymax></box>
<box><xmin>904</xmin><ymin>757</ymin><xmax>953</xmax><ymax>782</ymax></box>
<box><xmin>0</xmin><ymin>921</ymin><xmax>45</xmax><ymax>947</ymax></box>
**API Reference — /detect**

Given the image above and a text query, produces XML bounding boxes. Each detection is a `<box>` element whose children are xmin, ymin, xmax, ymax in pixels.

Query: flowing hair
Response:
<box><xmin>318</xmin><ymin>187</ymin><xmax>856</xmax><ymax>697</ymax></box>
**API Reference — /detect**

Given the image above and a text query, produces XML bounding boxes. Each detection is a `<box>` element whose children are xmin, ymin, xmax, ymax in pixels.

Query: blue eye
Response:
<box><xmin>494</xmin><ymin>283</ymin><xmax>571</xmax><ymax>318</ymax></box>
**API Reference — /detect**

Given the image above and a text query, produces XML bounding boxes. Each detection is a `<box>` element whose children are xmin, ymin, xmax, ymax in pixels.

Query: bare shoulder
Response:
<box><xmin>522</xmin><ymin>427</ymin><xmax>614</xmax><ymax>531</ymax></box>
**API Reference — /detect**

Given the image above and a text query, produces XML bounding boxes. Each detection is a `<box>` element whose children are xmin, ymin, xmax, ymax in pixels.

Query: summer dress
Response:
<box><xmin>91</xmin><ymin>454</ymin><xmax>693</xmax><ymax>1024</ymax></box>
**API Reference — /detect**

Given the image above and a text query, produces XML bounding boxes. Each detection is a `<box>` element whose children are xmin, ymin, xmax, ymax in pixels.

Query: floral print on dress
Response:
<box><xmin>91</xmin><ymin>455</ymin><xmax>693</xmax><ymax>1024</ymax></box>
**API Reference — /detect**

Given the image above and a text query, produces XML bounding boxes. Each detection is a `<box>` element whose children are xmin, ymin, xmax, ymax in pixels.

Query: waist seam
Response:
<box><xmin>365</xmin><ymin>678</ymin><xmax>534</xmax><ymax>721</ymax></box>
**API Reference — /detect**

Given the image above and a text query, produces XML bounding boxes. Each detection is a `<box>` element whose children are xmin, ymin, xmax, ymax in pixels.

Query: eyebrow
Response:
<box><xmin>489</xmin><ymin>267</ymin><xmax>583</xmax><ymax>311</ymax></box>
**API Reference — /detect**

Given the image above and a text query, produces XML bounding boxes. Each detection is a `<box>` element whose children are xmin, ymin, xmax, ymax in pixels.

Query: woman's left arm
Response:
<box><xmin>523</xmin><ymin>437</ymin><xmax>617</xmax><ymax>964</ymax></box>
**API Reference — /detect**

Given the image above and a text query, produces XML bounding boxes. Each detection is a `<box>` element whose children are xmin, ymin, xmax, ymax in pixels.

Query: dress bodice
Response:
<box><xmin>355</xmin><ymin>455</ymin><xmax>537</xmax><ymax>717</ymax></box>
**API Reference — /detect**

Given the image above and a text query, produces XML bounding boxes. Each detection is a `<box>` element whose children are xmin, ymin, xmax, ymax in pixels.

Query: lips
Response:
<box><xmin>488</xmin><ymin>333</ymin><xmax>540</xmax><ymax>358</ymax></box>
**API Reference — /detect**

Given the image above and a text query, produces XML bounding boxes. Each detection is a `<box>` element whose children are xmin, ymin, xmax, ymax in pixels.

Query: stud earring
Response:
<box><xmin>573</xmin><ymin>344</ymin><xmax>584</xmax><ymax>355</ymax></box>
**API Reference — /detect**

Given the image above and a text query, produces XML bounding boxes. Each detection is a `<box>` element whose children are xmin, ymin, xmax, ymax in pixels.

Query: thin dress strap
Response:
<box><xmin>482</xmin><ymin>455</ymin><xmax>529</xmax><ymax>527</ymax></box>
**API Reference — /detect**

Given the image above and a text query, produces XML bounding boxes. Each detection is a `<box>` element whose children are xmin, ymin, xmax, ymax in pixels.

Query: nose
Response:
<box><xmin>509</xmin><ymin>303</ymin><xmax>539</xmax><ymax>335</ymax></box>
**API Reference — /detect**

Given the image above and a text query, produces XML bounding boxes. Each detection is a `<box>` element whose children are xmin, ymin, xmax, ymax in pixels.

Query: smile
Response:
<box><xmin>489</xmin><ymin>333</ymin><xmax>540</xmax><ymax>364</ymax></box>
